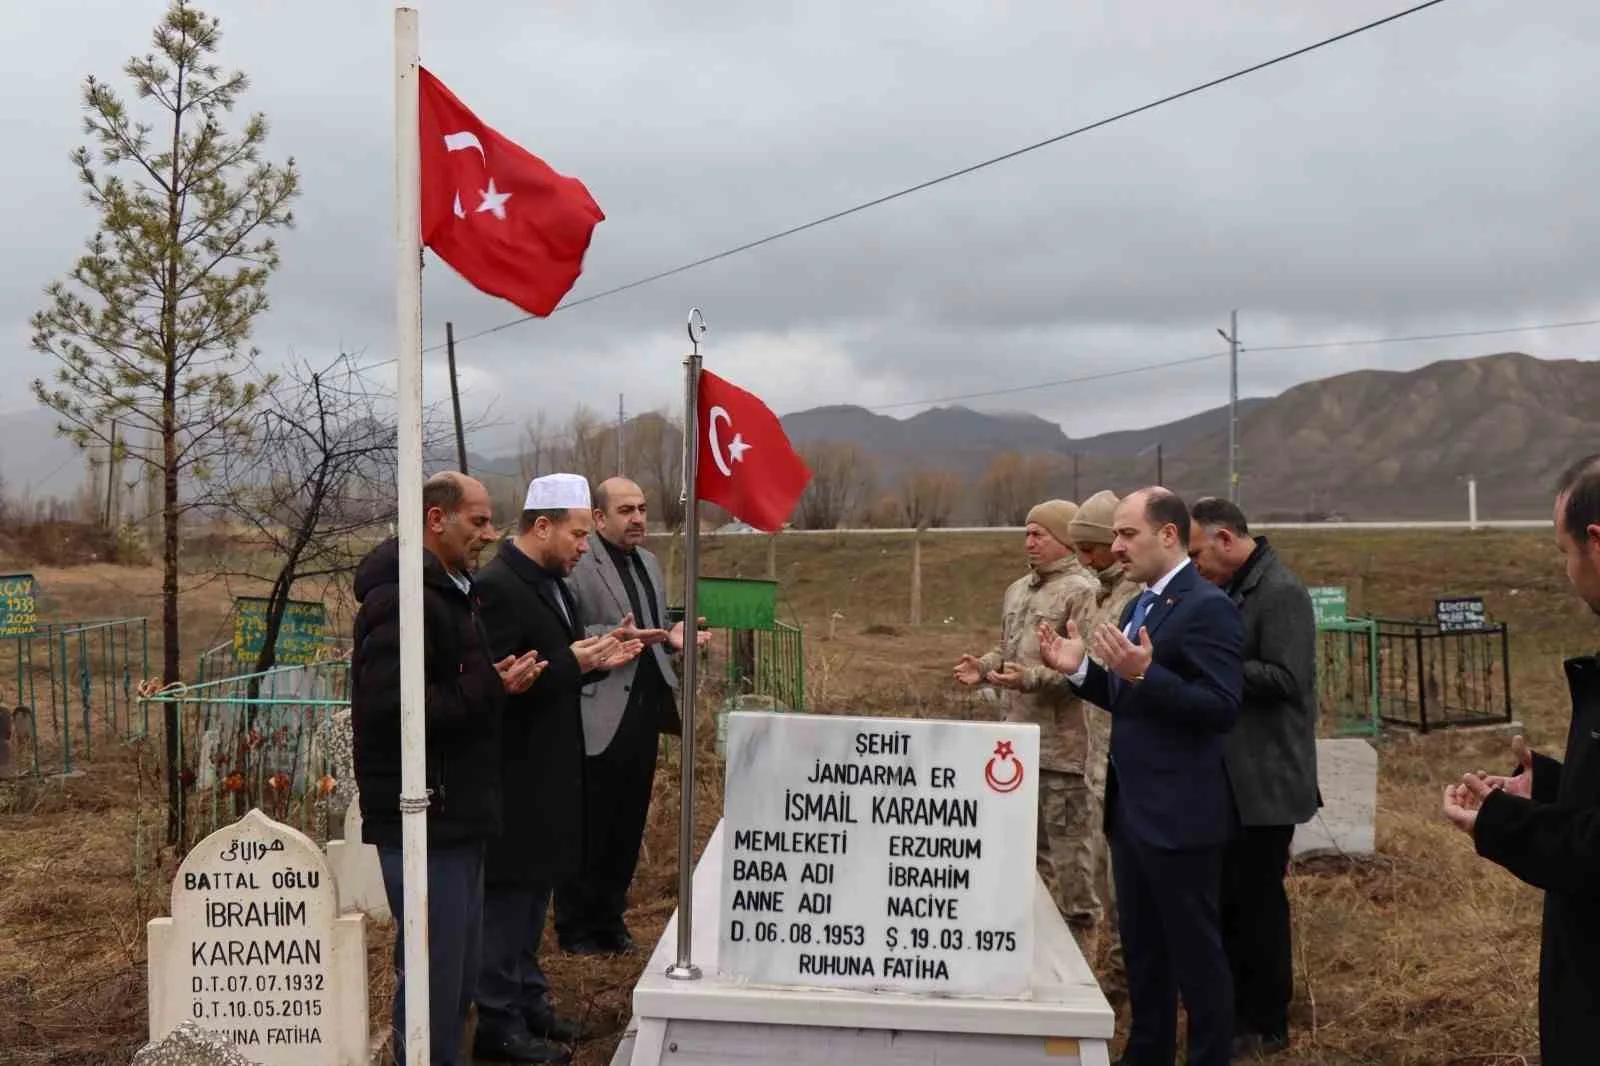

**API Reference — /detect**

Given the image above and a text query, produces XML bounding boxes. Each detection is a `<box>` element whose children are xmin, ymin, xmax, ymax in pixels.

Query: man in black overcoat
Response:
<box><xmin>471</xmin><ymin>473</ymin><xmax>642</xmax><ymax>1064</ymax></box>
<box><xmin>1445</xmin><ymin>453</ymin><xmax>1600</xmax><ymax>1066</ymax></box>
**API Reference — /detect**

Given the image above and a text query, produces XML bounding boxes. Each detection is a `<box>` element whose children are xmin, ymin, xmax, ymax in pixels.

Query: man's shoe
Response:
<box><xmin>524</xmin><ymin>1000</ymin><xmax>581</xmax><ymax>1044</ymax></box>
<box><xmin>559</xmin><ymin>937</ymin><xmax>608</xmax><ymax>957</ymax></box>
<box><xmin>1231</xmin><ymin>1031</ymin><xmax>1289</xmax><ymax>1060</ymax></box>
<box><xmin>472</xmin><ymin>1028</ymin><xmax>572</xmax><ymax>1064</ymax></box>
<box><xmin>595</xmin><ymin>926</ymin><xmax>636</xmax><ymax>953</ymax></box>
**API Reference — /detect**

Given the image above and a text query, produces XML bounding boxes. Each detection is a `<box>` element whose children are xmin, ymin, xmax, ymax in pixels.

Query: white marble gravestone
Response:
<box><xmin>719</xmin><ymin>711</ymin><xmax>1040</xmax><ymax>998</ymax></box>
<box><xmin>147</xmin><ymin>808</ymin><xmax>367</xmax><ymax>1066</ymax></box>
<box><xmin>1292</xmin><ymin>738</ymin><xmax>1379</xmax><ymax>860</ymax></box>
<box><xmin>324</xmin><ymin>793</ymin><xmax>391</xmax><ymax>920</ymax></box>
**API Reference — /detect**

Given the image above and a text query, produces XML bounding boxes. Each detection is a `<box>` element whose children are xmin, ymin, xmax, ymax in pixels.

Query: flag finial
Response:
<box><xmin>687</xmin><ymin>306</ymin><xmax>707</xmax><ymax>355</ymax></box>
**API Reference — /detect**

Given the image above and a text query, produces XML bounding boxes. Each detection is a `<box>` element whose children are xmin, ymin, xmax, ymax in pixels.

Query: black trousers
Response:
<box><xmin>1111</xmin><ymin>817</ymin><xmax>1233</xmax><ymax>1066</ymax></box>
<box><xmin>475</xmin><ymin>883</ymin><xmax>552</xmax><ymax>1039</ymax></box>
<box><xmin>555</xmin><ymin>697</ymin><xmax>661</xmax><ymax>944</ymax></box>
<box><xmin>1220</xmin><ymin>824</ymin><xmax>1296</xmax><ymax>1039</ymax></box>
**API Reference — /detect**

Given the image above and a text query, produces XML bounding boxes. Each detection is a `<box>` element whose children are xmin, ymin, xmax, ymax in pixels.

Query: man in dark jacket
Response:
<box><xmin>1189</xmin><ymin>498</ymin><xmax>1320</xmax><ymax>1059</ymax></box>
<box><xmin>352</xmin><ymin>472</ymin><xmax>544</xmax><ymax>1066</ymax></box>
<box><xmin>471</xmin><ymin>473</ymin><xmax>642</xmax><ymax>1064</ymax></box>
<box><xmin>1445</xmin><ymin>453</ymin><xmax>1600</xmax><ymax>1066</ymax></box>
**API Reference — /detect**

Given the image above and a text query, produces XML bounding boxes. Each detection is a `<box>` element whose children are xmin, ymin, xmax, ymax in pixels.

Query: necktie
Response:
<box><xmin>1126</xmin><ymin>589</ymin><xmax>1158</xmax><ymax>637</ymax></box>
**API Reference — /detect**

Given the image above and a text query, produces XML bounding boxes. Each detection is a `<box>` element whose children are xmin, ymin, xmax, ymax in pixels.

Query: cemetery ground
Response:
<box><xmin>0</xmin><ymin>527</ymin><xmax>1575</xmax><ymax>1066</ymax></box>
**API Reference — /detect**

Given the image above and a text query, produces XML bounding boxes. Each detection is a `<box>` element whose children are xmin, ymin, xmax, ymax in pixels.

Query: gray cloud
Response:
<box><xmin>6</xmin><ymin>0</ymin><xmax>1600</xmax><ymax>459</ymax></box>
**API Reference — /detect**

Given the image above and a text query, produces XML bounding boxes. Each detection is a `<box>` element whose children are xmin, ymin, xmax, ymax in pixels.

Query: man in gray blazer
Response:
<box><xmin>1189</xmin><ymin>497</ymin><xmax>1320</xmax><ymax>1059</ymax></box>
<box><xmin>557</xmin><ymin>476</ymin><xmax>708</xmax><ymax>955</ymax></box>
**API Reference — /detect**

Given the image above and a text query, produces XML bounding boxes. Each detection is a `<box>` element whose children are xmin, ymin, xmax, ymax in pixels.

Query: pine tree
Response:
<box><xmin>30</xmin><ymin>1</ymin><xmax>299</xmax><ymax>845</ymax></box>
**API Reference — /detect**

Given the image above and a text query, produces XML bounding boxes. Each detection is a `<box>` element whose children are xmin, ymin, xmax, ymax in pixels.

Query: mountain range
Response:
<box><xmin>0</xmin><ymin>351</ymin><xmax>1588</xmax><ymax>522</ymax></box>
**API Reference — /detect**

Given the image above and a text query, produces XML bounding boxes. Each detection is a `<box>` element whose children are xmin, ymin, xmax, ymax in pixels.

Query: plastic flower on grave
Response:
<box><xmin>179</xmin><ymin>767</ymin><xmax>196</xmax><ymax>788</ymax></box>
<box><xmin>223</xmin><ymin>772</ymin><xmax>246</xmax><ymax>792</ymax></box>
<box><xmin>268</xmin><ymin>771</ymin><xmax>292</xmax><ymax>792</ymax></box>
<box><xmin>317</xmin><ymin>774</ymin><xmax>337</xmax><ymax>797</ymax></box>
<box><xmin>245</xmin><ymin>728</ymin><xmax>263</xmax><ymax>750</ymax></box>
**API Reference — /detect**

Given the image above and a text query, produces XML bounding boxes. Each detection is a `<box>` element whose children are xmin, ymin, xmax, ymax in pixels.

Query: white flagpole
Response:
<box><xmin>667</xmin><ymin>309</ymin><xmax>707</xmax><ymax>980</ymax></box>
<box><xmin>393</xmin><ymin>7</ymin><xmax>431</xmax><ymax>1064</ymax></box>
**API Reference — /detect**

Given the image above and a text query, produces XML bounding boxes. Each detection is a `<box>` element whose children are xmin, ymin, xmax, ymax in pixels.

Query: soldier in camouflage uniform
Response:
<box><xmin>955</xmin><ymin>499</ymin><xmax>1101</xmax><ymax>947</ymax></box>
<box><xmin>1059</xmin><ymin>489</ymin><xmax>1141</xmax><ymax>978</ymax></box>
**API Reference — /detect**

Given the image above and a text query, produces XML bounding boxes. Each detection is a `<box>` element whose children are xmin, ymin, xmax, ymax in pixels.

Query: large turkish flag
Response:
<box><xmin>419</xmin><ymin>68</ymin><xmax>604</xmax><ymax>316</ymax></box>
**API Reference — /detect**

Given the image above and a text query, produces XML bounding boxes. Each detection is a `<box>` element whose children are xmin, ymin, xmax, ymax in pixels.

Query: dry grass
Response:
<box><xmin>0</xmin><ymin>528</ymin><xmax>1579</xmax><ymax>1065</ymax></box>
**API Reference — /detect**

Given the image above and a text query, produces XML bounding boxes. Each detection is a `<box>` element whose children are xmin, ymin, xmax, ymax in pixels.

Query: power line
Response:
<box><xmin>1244</xmin><ymin>316</ymin><xmax>1600</xmax><ymax>354</ymax></box>
<box><xmin>406</xmin><ymin>0</ymin><xmax>1452</xmax><ymax>359</ymax></box>
<box><xmin>858</xmin><ymin>314</ymin><xmax>1600</xmax><ymax>413</ymax></box>
<box><xmin>868</xmin><ymin>351</ymin><xmax>1228</xmax><ymax>411</ymax></box>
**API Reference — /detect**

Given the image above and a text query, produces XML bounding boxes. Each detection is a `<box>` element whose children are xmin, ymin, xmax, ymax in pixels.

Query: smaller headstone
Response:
<box><xmin>232</xmin><ymin>597</ymin><xmax>329</xmax><ymax>667</ymax></box>
<box><xmin>133</xmin><ymin>1021</ymin><xmax>263</xmax><ymax>1066</ymax></box>
<box><xmin>0</xmin><ymin>573</ymin><xmax>38</xmax><ymax>639</ymax></box>
<box><xmin>1309</xmin><ymin>586</ymin><xmax>1348</xmax><ymax>626</ymax></box>
<box><xmin>197</xmin><ymin>726</ymin><xmax>221</xmax><ymax>791</ymax></box>
<box><xmin>146</xmin><ymin>808</ymin><xmax>367</xmax><ymax>1066</ymax></box>
<box><xmin>1434</xmin><ymin>595</ymin><xmax>1487</xmax><ymax>632</ymax></box>
<box><xmin>309</xmin><ymin>710</ymin><xmax>354</xmax><ymax>824</ymax></box>
<box><xmin>324</xmin><ymin>794</ymin><xmax>391</xmax><ymax>921</ymax></box>
<box><xmin>0</xmin><ymin>708</ymin><xmax>12</xmax><ymax>778</ymax></box>
<box><xmin>1292</xmin><ymin>738</ymin><xmax>1378</xmax><ymax>860</ymax></box>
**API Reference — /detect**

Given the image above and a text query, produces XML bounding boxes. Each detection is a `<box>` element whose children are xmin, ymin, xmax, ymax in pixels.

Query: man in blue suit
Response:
<box><xmin>1038</xmin><ymin>487</ymin><xmax>1243</xmax><ymax>1066</ymax></box>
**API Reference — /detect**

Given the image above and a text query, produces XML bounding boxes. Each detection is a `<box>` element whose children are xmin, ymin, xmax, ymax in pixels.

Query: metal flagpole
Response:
<box><xmin>393</xmin><ymin>8</ymin><xmax>432</xmax><ymax>1063</ymax></box>
<box><xmin>666</xmin><ymin>308</ymin><xmax>707</xmax><ymax>981</ymax></box>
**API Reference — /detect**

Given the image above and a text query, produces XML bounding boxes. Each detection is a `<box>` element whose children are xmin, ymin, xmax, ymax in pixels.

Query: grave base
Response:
<box><xmin>611</xmin><ymin>821</ymin><xmax>1114</xmax><ymax>1066</ymax></box>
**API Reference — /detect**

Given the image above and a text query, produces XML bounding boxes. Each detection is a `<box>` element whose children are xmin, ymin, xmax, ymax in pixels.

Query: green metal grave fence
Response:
<box><xmin>3</xmin><ymin>616</ymin><xmax>151</xmax><ymax>776</ymax></box>
<box><xmin>1315</xmin><ymin>619</ymin><xmax>1380</xmax><ymax>737</ymax></box>
<box><xmin>138</xmin><ymin>661</ymin><xmax>352</xmax><ymax>853</ymax></box>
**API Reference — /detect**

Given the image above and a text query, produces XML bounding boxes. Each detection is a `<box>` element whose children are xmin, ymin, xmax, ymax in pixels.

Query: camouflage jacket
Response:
<box><xmin>1082</xmin><ymin>562</ymin><xmax>1141</xmax><ymax>794</ymax></box>
<box><xmin>976</xmin><ymin>556</ymin><xmax>1100</xmax><ymax>773</ymax></box>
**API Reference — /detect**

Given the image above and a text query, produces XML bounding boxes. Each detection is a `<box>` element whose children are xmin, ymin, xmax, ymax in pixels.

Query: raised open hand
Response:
<box><xmin>1036</xmin><ymin>620</ymin><xmax>1086</xmax><ymax>675</ymax></box>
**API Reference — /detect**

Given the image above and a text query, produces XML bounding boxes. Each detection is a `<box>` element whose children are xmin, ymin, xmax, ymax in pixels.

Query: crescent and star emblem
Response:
<box><xmin>706</xmin><ymin>405</ymin><xmax>753</xmax><ymax>478</ymax></box>
<box><xmin>984</xmin><ymin>739</ymin><xmax>1024</xmax><ymax>794</ymax></box>
<box><xmin>442</xmin><ymin>130</ymin><xmax>511</xmax><ymax>221</ymax></box>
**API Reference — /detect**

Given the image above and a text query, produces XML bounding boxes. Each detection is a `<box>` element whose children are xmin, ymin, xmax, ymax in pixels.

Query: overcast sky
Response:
<box><xmin>6</xmin><ymin>0</ymin><xmax>1600</xmax><ymax>455</ymax></box>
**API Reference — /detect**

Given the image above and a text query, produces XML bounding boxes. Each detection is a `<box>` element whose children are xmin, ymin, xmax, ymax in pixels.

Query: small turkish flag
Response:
<box><xmin>696</xmin><ymin>370</ymin><xmax>812</xmax><ymax>533</ymax></box>
<box><xmin>419</xmin><ymin>68</ymin><xmax>604</xmax><ymax>316</ymax></box>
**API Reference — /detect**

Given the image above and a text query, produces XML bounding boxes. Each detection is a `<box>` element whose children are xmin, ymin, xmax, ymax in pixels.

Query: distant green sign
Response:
<box><xmin>697</xmin><ymin>577</ymin><xmax>778</xmax><ymax>631</ymax></box>
<box><xmin>233</xmin><ymin>597</ymin><xmax>328</xmax><ymax>665</ymax></box>
<box><xmin>1310</xmin><ymin>586</ymin><xmax>1348</xmax><ymax>626</ymax></box>
<box><xmin>0</xmin><ymin>573</ymin><xmax>38</xmax><ymax>638</ymax></box>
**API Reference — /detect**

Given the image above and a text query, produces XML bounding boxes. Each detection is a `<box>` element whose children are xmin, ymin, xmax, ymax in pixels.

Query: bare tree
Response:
<box><xmin>518</xmin><ymin>411</ymin><xmax>555</xmax><ymax>483</ymax></box>
<box><xmin>566</xmin><ymin>405</ymin><xmax>610</xmax><ymax>487</ymax></box>
<box><xmin>796</xmin><ymin>442</ymin><xmax>877</xmax><ymax>530</ymax></box>
<box><xmin>898</xmin><ymin>469</ymin><xmax>962</xmax><ymax>529</ymax></box>
<box><xmin>208</xmin><ymin>354</ymin><xmax>392</xmax><ymax>679</ymax></box>
<box><xmin>630</xmin><ymin>410</ymin><xmax>685</xmax><ymax>530</ymax></box>
<box><xmin>978</xmin><ymin>452</ymin><xmax>1069</xmax><ymax>526</ymax></box>
<box><xmin>209</xmin><ymin>354</ymin><xmax>484</xmax><ymax>678</ymax></box>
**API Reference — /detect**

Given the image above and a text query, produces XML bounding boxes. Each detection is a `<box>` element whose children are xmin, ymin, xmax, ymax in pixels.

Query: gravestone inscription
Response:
<box><xmin>146</xmin><ymin>808</ymin><xmax>367</xmax><ymax>1066</ymax></box>
<box><xmin>719</xmin><ymin>711</ymin><xmax>1040</xmax><ymax>998</ymax></box>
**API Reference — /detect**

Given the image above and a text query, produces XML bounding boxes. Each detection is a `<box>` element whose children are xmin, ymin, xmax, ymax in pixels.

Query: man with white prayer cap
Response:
<box><xmin>472</xmin><ymin>473</ymin><xmax>645</xmax><ymax>1064</ymax></box>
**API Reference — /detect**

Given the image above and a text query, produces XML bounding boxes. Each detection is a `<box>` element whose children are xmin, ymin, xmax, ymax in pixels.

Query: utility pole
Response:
<box><xmin>617</xmin><ymin>393</ymin><xmax>626</xmax><ymax>475</ymax></box>
<box><xmin>1216</xmin><ymin>310</ymin><xmax>1240</xmax><ymax>503</ymax></box>
<box><xmin>445</xmin><ymin>321</ymin><xmax>468</xmax><ymax>475</ymax></box>
<box><xmin>1156</xmin><ymin>442</ymin><xmax>1164</xmax><ymax>485</ymax></box>
<box><xmin>1072</xmin><ymin>451</ymin><xmax>1081</xmax><ymax>501</ymax></box>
